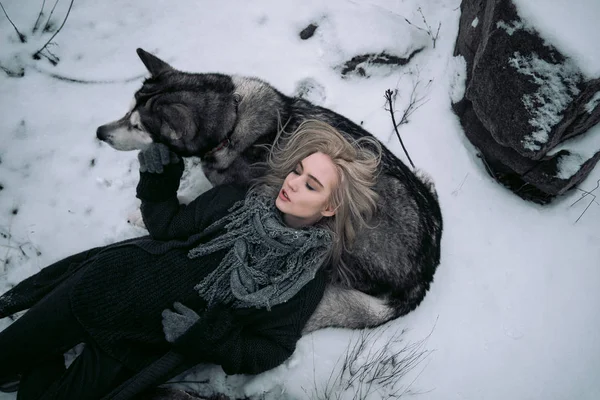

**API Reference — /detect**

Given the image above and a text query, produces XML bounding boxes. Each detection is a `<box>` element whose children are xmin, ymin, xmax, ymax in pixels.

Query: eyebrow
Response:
<box><xmin>299</xmin><ymin>161</ymin><xmax>325</xmax><ymax>189</ymax></box>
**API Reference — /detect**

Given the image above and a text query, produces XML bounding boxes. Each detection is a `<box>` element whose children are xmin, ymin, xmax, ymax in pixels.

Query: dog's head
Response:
<box><xmin>96</xmin><ymin>48</ymin><xmax>239</xmax><ymax>157</ymax></box>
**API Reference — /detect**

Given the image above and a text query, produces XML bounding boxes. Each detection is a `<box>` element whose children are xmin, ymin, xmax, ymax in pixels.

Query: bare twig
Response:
<box><xmin>0</xmin><ymin>1</ymin><xmax>26</xmax><ymax>42</ymax></box>
<box><xmin>418</xmin><ymin>8</ymin><xmax>441</xmax><ymax>49</ymax></box>
<box><xmin>32</xmin><ymin>65</ymin><xmax>146</xmax><ymax>84</ymax></box>
<box><xmin>42</xmin><ymin>0</ymin><xmax>60</xmax><ymax>32</ymax></box>
<box><xmin>34</xmin><ymin>0</ymin><xmax>74</xmax><ymax>62</ymax></box>
<box><xmin>404</xmin><ymin>7</ymin><xmax>441</xmax><ymax>49</ymax></box>
<box><xmin>574</xmin><ymin>196</ymin><xmax>596</xmax><ymax>224</ymax></box>
<box><xmin>397</xmin><ymin>78</ymin><xmax>431</xmax><ymax>127</ymax></box>
<box><xmin>384</xmin><ymin>89</ymin><xmax>415</xmax><ymax>169</ymax></box>
<box><xmin>0</xmin><ymin>63</ymin><xmax>25</xmax><ymax>77</ymax></box>
<box><xmin>2</xmin><ymin>223</ymin><xmax>13</xmax><ymax>274</ymax></box>
<box><xmin>451</xmin><ymin>173</ymin><xmax>469</xmax><ymax>196</ymax></box>
<box><xmin>32</xmin><ymin>0</ymin><xmax>47</xmax><ymax>33</ymax></box>
<box><xmin>477</xmin><ymin>153</ymin><xmax>497</xmax><ymax>180</ymax></box>
<box><xmin>310</xmin><ymin>325</ymin><xmax>433</xmax><ymax>399</ymax></box>
<box><xmin>570</xmin><ymin>179</ymin><xmax>600</xmax><ymax>208</ymax></box>
<box><xmin>570</xmin><ymin>178</ymin><xmax>600</xmax><ymax>224</ymax></box>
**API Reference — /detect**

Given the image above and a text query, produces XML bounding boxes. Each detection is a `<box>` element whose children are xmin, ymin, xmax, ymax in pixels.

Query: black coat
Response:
<box><xmin>0</xmin><ymin>162</ymin><xmax>327</xmax><ymax>394</ymax></box>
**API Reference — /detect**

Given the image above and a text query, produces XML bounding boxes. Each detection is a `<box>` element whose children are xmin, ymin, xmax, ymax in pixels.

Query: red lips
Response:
<box><xmin>279</xmin><ymin>189</ymin><xmax>290</xmax><ymax>202</ymax></box>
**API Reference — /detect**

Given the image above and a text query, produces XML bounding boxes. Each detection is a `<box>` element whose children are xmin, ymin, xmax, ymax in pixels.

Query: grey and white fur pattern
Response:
<box><xmin>97</xmin><ymin>48</ymin><xmax>443</xmax><ymax>333</ymax></box>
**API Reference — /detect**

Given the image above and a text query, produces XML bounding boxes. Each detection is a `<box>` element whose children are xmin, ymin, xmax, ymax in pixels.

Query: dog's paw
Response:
<box><xmin>127</xmin><ymin>209</ymin><xmax>146</xmax><ymax>228</ymax></box>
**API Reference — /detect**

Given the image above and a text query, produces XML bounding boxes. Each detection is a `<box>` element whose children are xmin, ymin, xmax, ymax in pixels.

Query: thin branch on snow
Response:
<box><xmin>0</xmin><ymin>1</ymin><xmax>27</xmax><ymax>43</ymax></box>
<box><xmin>1</xmin><ymin>223</ymin><xmax>13</xmax><ymax>274</ymax></box>
<box><xmin>34</xmin><ymin>0</ymin><xmax>75</xmax><ymax>63</ymax></box>
<box><xmin>42</xmin><ymin>0</ymin><xmax>61</xmax><ymax>32</ymax></box>
<box><xmin>383</xmin><ymin>70</ymin><xmax>431</xmax><ymax>170</ymax></box>
<box><xmin>0</xmin><ymin>63</ymin><xmax>25</xmax><ymax>77</ymax></box>
<box><xmin>477</xmin><ymin>153</ymin><xmax>498</xmax><ymax>180</ymax></box>
<box><xmin>32</xmin><ymin>65</ymin><xmax>146</xmax><ymax>84</ymax></box>
<box><xmin>1</xmin><ymin>220</ymin><xmax>42</xmax><ymax>275</ymax></box>
<box><xmin>570</xmin><ymin>178</ymin><xmax>600</xmax><ymax>224</ymax></box>
<box><xmin>397</xmin><ymin>76</ymin><xmax>431</xmax><ymax>127</ymax></box>
<box><xmin>385</xmin><ymin>88</ymin><xmax>416</xmax><ymax>169</ymax></box>
<box><xmin>404</xmin><ymin>7</ymin><xmax>441</xmax><ymax>49</ymax></box>
<box><xmin>308</xmin><ymin>325</ymin><xmax>433</xmax><ymax>399</ymax></box>
<box><xmin>451</xmin><ymin>173</ymin><xmax>469</xmax><ymax>196</ymax></box>
<box><xmin>32</xmin><ymin>0</ymin><xmax>47</xmax><ymax>33</ymax></box>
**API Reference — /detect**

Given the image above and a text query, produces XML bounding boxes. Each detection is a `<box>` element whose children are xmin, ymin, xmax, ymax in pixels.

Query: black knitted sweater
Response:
<box><xmin>1</xmin><ymin>162</ymin><xmax>327</xmax><ymax>377</ymax></box>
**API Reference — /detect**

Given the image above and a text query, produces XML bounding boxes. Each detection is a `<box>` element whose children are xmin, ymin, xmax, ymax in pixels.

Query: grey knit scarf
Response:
<box><xmin>188</xmin><ymin>187</ymin><xmax>332</xmax><ymax>310</ymax></box>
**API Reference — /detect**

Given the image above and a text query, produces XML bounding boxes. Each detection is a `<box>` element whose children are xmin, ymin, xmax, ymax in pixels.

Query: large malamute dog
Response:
<box><xmin>97</xmin><ymin>48</ymin><xmax>443</xmax><ymax>333</ymax></box>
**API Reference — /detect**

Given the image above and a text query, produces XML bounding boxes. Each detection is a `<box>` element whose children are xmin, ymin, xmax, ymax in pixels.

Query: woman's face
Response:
<box><xmin>275</xmin><ymin>152</ymin><xmax>339</xmax><ymax>228</ymax></box>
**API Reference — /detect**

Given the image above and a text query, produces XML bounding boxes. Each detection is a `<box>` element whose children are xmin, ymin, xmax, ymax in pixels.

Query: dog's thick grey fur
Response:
<box><xmin>97</xmin><ymin>48</ymin><xmax>443</xmax><ymax>333</ymax></box>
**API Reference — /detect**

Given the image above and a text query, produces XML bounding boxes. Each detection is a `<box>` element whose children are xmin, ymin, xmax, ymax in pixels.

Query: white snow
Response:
<box><xmin>512</xmin><ymin>0</ymin><xmax>600</xmax><ymax>79</ymax></box>
<box><xmin>586</xmin><ymin>91</ymin><xmax>600</xmax><ymax>114</ymax></box>
<box><xmin>448</xmin><ymin>55</ymin><xmax>467</xmax><ymax>103</ymax></box>
<box><xmin>549</xmin><ymin>123</ymin><xmax>600</xmax><ymax>180</ymax></box>
<box><xmin>496</xmin><ymin>19</ymin><xmax>528</xmax><ymax>36</ymax></box>
<box><xmin>508</xmin><ymin>51</ymin><xmax>581</xmax><ymax>151</ymax></box>
<box><xmin>305</xmin><ymin>2</ymin><xmax>431</xmax><ymax>74</ymax></box>
<box><xmin>1</xmin><ymin>1</ymin><xmax>600</xmax><ymax>400</ymax></box>
<box><xmin>556</xmin><ymin>152</ymin><xmax>586</xmax><ymax>180</ymax></box>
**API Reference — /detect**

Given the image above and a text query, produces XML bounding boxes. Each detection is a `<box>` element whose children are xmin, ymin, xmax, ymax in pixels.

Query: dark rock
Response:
<box><xmin>299</xmin><ymin>23</ymin><xmax>317</xmax><ymax>40</ymax></box>
<box><xmin>562</xmin><ymin>78</ymin><xmax>600</xmax><ymax>140</ymax></box>
<box><xmin>458</xmin><ymin>102</ymin><xmax>600</xmax><ymax>203</ymax></box>
<box><xmin>453</xmin><ymin>0</ymin><xmax>600</xmax><ymax>203</ymax></box>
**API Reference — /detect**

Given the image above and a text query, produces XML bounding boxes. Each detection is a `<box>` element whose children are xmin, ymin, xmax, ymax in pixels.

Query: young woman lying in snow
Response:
<box><xmin>0</xmin><ymin>120</ymin><xmax>381</xmax><ymax>400</ymax></box>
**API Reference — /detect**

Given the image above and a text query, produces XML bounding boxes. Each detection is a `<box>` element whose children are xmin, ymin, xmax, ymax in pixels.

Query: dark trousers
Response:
<box><xmin>0</xmin><ymin>254</ymin><xmax>133</xmax><ymax>400</ymax></box>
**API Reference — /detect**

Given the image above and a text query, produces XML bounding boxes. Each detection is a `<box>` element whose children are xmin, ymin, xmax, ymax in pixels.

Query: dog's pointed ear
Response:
<box><xmin>136</xmin><ymin>48</ymin><xmax>173</xmax><ymax>76</ymax></box>
<box><xmin>158</xmin><ymin>105</ymin><xmax>197</xmax><ymax>153</ymax></box>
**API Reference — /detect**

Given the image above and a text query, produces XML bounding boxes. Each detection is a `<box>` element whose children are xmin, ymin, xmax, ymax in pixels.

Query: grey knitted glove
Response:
<box><xmin>138</xmin><ymin>143</ymin><xmax>180</xmax><ymax>174</ymax></box>
<box><xmin>162</xmin><ymin>302</ymin><xmax>201</xmax><ymax>343</ymax></box>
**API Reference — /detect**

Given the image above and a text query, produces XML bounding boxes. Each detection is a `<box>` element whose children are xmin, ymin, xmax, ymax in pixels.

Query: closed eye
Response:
<box><xmin>293</xmin><ymin>163</ymin><xmax>316</xmax><ymax>191</ymax></box>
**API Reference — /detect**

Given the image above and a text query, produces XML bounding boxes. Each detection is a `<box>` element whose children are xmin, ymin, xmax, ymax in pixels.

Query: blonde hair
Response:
<box><xmin>255</xmin><ymin>119</ymin><xmax>381</xmax><ymax>285</ymax></box>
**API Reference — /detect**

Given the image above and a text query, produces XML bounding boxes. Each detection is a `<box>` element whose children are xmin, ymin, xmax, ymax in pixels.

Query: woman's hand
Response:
<box><xmin>138</xmin><ymin>143</ymin><xmax>180</xmax><ymax>174</ymax></box>
<box><xmin>161</xmin><ymin>302</ymin><xmax>201</xmax><ymax>343</ymax></box>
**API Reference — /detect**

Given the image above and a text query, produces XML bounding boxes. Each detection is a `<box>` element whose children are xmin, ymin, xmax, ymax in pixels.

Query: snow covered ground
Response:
<box><xmin>1</xmin><ymin>0</ymin><xmax>599</xmax><ymax>399</ymax></box>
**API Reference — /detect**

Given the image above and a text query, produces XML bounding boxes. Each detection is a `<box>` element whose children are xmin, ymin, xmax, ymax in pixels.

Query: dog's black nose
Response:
<box><xmin>96</xmin><ymin>126</ymin><xmax>106</xmax><ymax>141</ymax></box>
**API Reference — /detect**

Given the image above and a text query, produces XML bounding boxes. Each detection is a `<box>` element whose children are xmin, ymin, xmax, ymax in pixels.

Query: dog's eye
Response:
<box><xmin>233</xmin><ymin>93</ymin><xmax>242</xmax><ymax>104</ymax></box>
<box><xmin>132</xmin><ymin>124</ymin><xmax>143</xmax><ymax>131</ymax></box>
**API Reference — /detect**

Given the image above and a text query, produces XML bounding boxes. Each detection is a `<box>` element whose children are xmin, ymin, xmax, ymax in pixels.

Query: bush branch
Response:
<box><xmin>32</xmin><ymin>0</ymin><xmax>47</xmax><ymax>33</ymax></box>
<box><xmin>404</xmin><ymin>7</ymin><xmax>441</xmax><ymax>49</ymax></box>
<box><xmin>34</xmin><ymin>0</ymin><xmax>75</xmax><ymax>61</ymax></box>
<box><xmin>0</xmin><ymin>1</ymin><xmax>26</xmax><ymax>43</ymax></box>
<box><xmin>32</xmin><ymin>65</ymin><xmax>146</xmax><ymax>84</ymax></box>
<box><xmin>42</xmin><ymin>0</ymin><xmax>60</xmax><ymax>32</ymax></box>
<box><xmin>310</xmin><ymin>326</ymin><xmax>433</xmax><ymax>399</ymax></box>
<box><xmin>397</xmin><ymin>76</ymin><xmax>431</xmax><ymax>127</ymax></box>
<box><xmin>570</xmin><ymin>178</ymin><xmax>600</xmax><ymax>224</ymax></box>
<box><xmin>384</xmin><ymin>89</ymin><xmax>416</xmax><ymax>169</ymax></box>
